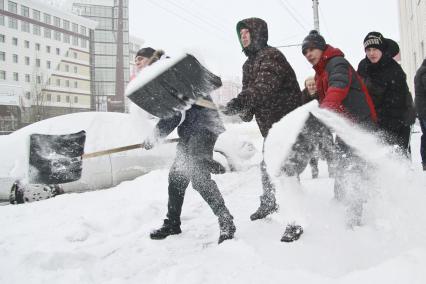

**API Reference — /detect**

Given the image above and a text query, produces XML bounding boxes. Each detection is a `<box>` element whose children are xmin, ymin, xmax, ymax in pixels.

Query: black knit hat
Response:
<box><xmin>363</xmin><ymin>32</ymin><xmax>400</xmax><ymax>57</ymax></box>
<box><xmin>136</xmin><ymin>47</ymin><xmax>156</xmax><ymax>58</ymax></box>
<box><xmin>302</xmin><ymin>30</ymin><xmax>326</xmax><ymax>55</ymax></box>
<box><xmin>363</xmin><ymin>32</ymin><xmax>386</xmax><ymax>52</ymax></box>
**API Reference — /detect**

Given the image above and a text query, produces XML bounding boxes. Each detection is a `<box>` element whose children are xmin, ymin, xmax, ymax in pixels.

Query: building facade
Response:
<box><xmin>71</xmin><ymin>0</ymin><xmax>129</xmax><ymax>113</ymax></box>
<box><xmin>398</xmin><ymin>0</ymin><xmax>426</xmax><ymax>92</ymax></box>
<box><xmin>0</xmin><ymin>0</ymin><xmax>96</xmax><ymax>130</ymax></box>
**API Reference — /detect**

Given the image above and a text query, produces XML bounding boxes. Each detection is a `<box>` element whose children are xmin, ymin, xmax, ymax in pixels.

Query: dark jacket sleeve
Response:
<box><xmin>321</xmin><ymin>57</ymin><xmax>351</xmax><ymax>112</ymax></box>
<box><xmin>237</xmin><ymin>50</ymin><xmax>287</xmax><ymax>108</ymax></box>
<box><xmin>155</xmin><ymin>112</ymin><xmax>182</xmax><ymax>138</ymax></box>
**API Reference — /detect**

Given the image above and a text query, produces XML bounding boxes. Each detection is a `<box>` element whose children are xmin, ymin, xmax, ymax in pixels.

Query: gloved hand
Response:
<box><xmin>143</xmin><ymin>133</ymin><xmax>159</xmax><ymax>150</ymax></box>
<box><xmin>223</xmin><ymin>97</ymin><xmax>243</xmax><ymax>116</ymax></box>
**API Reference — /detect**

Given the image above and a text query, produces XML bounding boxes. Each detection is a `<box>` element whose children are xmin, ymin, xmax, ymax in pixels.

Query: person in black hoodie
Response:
<box><xmin>357</xmin><ymin>32</ymin><xmax>415</xmax><ymax>157</ymax></box>
<box><xmin>140</xmin><ymin>48</ymin><xmax>236</xmax><ymax>244</ymax></box>
<box><xmin>414</xmin><ymin>59</ymin><xmax>426</xmax><ymax>170</ymax></box>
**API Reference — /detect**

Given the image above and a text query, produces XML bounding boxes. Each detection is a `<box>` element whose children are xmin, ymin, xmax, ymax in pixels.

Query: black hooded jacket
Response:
<box><xmin>415</xmin><ymin>59</ymin><xmax>426</xmax><ymax>119</ymax></box>
<box><xmin>234</xmin><ymin>18</ymin><xmax>301</xmax><ymax>137</ymax></box>
<box><xmin>358</xmin><ymin>53</ymin><xmax>415</xmax><ymax>131</ymax></box>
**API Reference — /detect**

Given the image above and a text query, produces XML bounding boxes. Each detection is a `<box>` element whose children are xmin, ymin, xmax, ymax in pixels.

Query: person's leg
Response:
<box><xmin>188</xmin><ymin>130</ymin><xmax>236</xmax><ymax>243</ymax></box>
<box><xmin>420</xmin><ymin>119</ymin><xmax>426</xmax><ymax>169</ymax></box>
<box><xmin>151</xmin><ymin>143</ymin><xmax>190</xmax><ymax>240</ymax></box>
<box><xmin>250</xmin><ymin>139</ymin><xmax>279</xmax><ymax>221</ymax></box>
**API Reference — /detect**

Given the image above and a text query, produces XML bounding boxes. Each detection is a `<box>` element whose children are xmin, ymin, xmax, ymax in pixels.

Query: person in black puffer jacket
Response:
<box><xmin>415</xmin><ymin>59</ymin><xmax>426</xmax><ymax>169</ymax></box>
<box><xmin>358</xmin><ymin>32</ymin><xmax>415</xmax><ymax>157</ymax></box>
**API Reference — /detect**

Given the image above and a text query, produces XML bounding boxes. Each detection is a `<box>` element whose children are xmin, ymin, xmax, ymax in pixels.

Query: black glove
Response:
<box><xmin>223</xmin><ymin>97</ymin><xmax>243</xmax><ymax>116</ymax></box>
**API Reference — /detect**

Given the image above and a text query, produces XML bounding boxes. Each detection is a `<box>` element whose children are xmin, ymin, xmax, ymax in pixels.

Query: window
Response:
<box><xmin>33</xmin><ymin>24</ymin><xmax>40</xmax><ymax>36</ymax></box>
<box><xmin>53</xmin><ymin>16</ymin><xmax>60</xmax><ymax>27</ymax></box>
<box><xmin>80</xmin><ymin>26</ymin><xmax>86</xmax><ymax>36</ymax></box>
<box><xmin>56</xmin><ymin>48</ymin><xmax>60</xmax><ymax>55</ymax></box>
<box><xmin>0</xmin><ymin>51</ymin><xmax>4</xmax><ymax>61</ymax></box>
<box><xmin>56</xmin><ymin>78</ymin><xmax>60</xmax><ymax>86</ymax></box>
<box><xmin>66</xmin><ymin>96</ymin><xmax>70</xmax><ymax>103</ymax></box>
<box><xmin>73</xmin><ymin>52</ymin><xmax>77</xmax><ymax>59</ymax></box>
<box><xmin>74</xmin><ymin>96</ymin><xmax>78</xmax><ymax>103</ymax></box>
<box><xmin>25</xmin><ymin>92</ymin><xmax>30</xmax><ymax>99</ymax></box>
<box><xmin>0</xmin><ymin>15</ymin><xmax>4</xmax><ymax>26</ymax></box>
<box><xmin>72</xmin><ymin>23</ymin><xmax>78</xmax><ymax>33</ymax></box>
<box><xmin>21</xmin><ymin>21</ymin><xmax>29</xmax><ymax>32</ymax></box>
<box><xmin>74</xmin><ymin>66</ymin><xmax>78</xmax><ymax>73</ymax></box>
<box><xmin>8</xmin><ymin>1</ymin><xmax>17</xmax><ymax>14</ymax></box>
<box><xmin>56</xmin><ymin>95</ymin><xmax>61</xmax><ymax>102</ymax></box>
<box><xmin>12</xmin><ymin>54</ymin><xmax>17</xmax><ymax>63</ymax></box>
<box><xmin>36</xmin><ymin>75</ymin><xmax>41</xmax><ymax>84</ymax></box>
<box><xmin>21</xmin><ymin>5</ymin><xmax>29</xmax><ymax>17</ymax></box>
<box><xmin>25</xmin><ymin>74</ymin><xmax>30</xmax><ymax>82</ymax></box>
<box><xmin>65</xmin><ymin>80</ymin><xmax>69</xmax><ymax>87</ymax></box>
<box><xmin>35</xmin><ymin>58</ymin><xmax>40</xmax><ymax>67</ymax></box>
<box><xmin>12</xmin><ymin>37</ymin><xmax>17</xmax><ymax>45</ymax></box>
<box><xmin>54</xmin><ymin>31</ymin><xmax>61</xmax><ymax>41</ymax></box>
<box><xmin>24</xmin><ymin>40</ymin><xmax>29</xmax><ymax>48</ymax></box>
<box><xmin>0</xmin><ymin>70</ymin><xmax>5</xmax><ymax>80</ymax></box>
<box><xmin>74</xmin><ymin>81</ymin><xmax>78</xmax><ymax>88</ymax></box>
<box><xmin>0</xmin><ymin>0</ymin><xmax>3</xmax><ymax>10</ymax></box>
<box><xmin>43</xmin><ymin>13</ymin><xmax>51</xmax><ymax>25</ymax></box>
<box><xmin>8</xmin><ymin>17</ymin><xmax>18</xmax><ymax>29</ymax></box>
<box><xmin>25</xmin><ymin>56</ymin><xmax>29</xmax><ymax>65</ymax></box>
<box><xmin>35</xmin><ymin>43</ymin><xmax>40</xmax><ymax>51</ymax></box>
<box><xmin>0</xmin><ymin>34</ymin><xmax>4</xmax><ymax>42</ymax></box>
<box><xmin>65</xmin><ymin>65</ymin><xmax>69</xmax><ymax>72</ymax></box>
<box><xmin>46</xmin><ymin>46</ymin><xmax>51</xmax><ymax>53</ymax></box>
<box><xmin>33</xmin><ymin>9</ymin><xmax>40</xmax><ymax>21</ymax></box>
<box><xmin>72</xmin><ymin>36</ymin><xmax>78</xmax><ymax>46</ymax></box>
<box><xmin>81</xmin><ymin>39</ymin><xmax>87</xmax><ymax>48</ymax></box>
<box><xmin>63</xmin><ymin>20</ymin><xmax>69</xmax><ymax>30</ymax></box>
<box><xmin>44</xmin><ymin>28</ymin><xmax>51</xmax><ymax>39</ymax></box>
<box><xmin>13</xmin><ymin>72</ymin><xmax>18</xmax><ymax>81</ymax></box>
<box><xmin>46</xmin><ymin>61</ymin><xmax>51</xmax><ymax>69</ymax></box>
<box><xmin>63</xmin><ymin>34</ymin><xmax>70</xmax><ymax>43</ymax></box>
<box><xmin>46</xmin><ymin>93</ymin><xmax>51</xmax><ymax>101</ymax></box>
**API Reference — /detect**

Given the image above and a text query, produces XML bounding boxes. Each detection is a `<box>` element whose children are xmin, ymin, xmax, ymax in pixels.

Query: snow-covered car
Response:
<box><xmin>0</xmin><ymin>111</ymin><xmax>262</xmax><ymax>202</ymax></box>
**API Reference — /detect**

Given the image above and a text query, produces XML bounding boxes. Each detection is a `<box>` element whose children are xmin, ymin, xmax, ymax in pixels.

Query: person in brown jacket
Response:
<box><xmin>223</xmin><ymin>17</ymin><xmax>301</xmax><ymax>221</ymax></box>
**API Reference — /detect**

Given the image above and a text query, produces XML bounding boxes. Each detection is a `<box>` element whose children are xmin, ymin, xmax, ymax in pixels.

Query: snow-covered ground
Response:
<box><xmin>1</xmin><ymin>106</ymin><xmax>426</xmax><ymax>283</ymax></box>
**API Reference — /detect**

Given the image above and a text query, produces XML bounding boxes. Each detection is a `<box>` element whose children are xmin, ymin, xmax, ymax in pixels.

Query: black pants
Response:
<box><xmin>166</xmin><ymin>130</ymin><xmax>229</xmax><ymax>226</ymax></box>
<box><xmin>381</xmin><ymin>123</ymin><xmax>411</xmax><ymax>157</ymax></box>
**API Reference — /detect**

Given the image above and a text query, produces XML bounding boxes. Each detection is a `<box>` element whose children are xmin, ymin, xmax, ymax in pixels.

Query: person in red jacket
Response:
<box><xmin>281</xmin><ymin>31</ymin><xmax>377</xmax><ymax>242</ymax></box>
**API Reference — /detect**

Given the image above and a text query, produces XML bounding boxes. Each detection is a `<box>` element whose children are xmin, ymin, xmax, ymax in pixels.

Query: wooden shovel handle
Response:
<box><xmin>194</xmin><ymin>98</ymin><xmax>217</xmax><ymax>110</ymax></box>
<box><xmin>82</xmin><ymin>138</ymin><xmax>180</xmax><ymax>159</ymax></box>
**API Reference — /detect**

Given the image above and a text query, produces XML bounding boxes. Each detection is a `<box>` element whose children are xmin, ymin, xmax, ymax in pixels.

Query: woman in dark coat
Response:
<box><xmin>357</xmin><ymin>32</ymin><xmax>415</xmax><ymax>157</ymax></box>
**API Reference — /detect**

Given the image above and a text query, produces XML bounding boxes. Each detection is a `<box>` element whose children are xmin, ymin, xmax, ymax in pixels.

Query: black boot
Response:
<box><xmin>280</xmin><ymin>224</ymin><xmax>303</xmax><ymax>242</ymax></box>
<box><xmin>150</xmin><ymin>219</ymin><xmax>182</xmax><ymax>240</ymax></box>
<box><xmin>250</xmin><ymin>197</ymin><xmax>278</xmax><ymax>221</ymax></box>
<box><xmin>218</xmin><ymin>213</ymin><xmax>236</xmax><ymax>244</ymax></box>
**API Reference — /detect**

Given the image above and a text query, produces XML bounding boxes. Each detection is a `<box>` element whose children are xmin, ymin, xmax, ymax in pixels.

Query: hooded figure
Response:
<box><xmin>358</xmin><ymin>32</ymin><xmax>415</xmax><ymax>156</ymax></box>
<box><xmin>223</xmin><ymin>17</ymin><xmax>301</xmax><ymax>221</ymax></box>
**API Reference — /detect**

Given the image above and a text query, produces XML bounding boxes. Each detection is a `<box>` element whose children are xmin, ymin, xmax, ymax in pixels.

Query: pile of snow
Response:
<box><xmin>1</xmin><ymin>105</ymin><xmax>426</xmax><ymax>283</ymax></box>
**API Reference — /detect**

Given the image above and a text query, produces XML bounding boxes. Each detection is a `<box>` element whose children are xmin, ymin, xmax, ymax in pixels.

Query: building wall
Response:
<box><xmin>72</xmin><ymin>0</ymin><xmax>129</xmax><ymax>113</ymax></box>
<box><xmin>0</xmin><ymin>0</ymin><xmax>96</xmax><ymax>129</ymax></box>
<box><xmin>398</xmin><ymin>0</ymin><xmax>426</xmax><ymax>92</ymax></box>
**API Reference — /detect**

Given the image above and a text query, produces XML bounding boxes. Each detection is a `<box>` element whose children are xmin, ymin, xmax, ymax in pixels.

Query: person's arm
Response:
<box><xmin>144</xmin><ymin>112</ymin><xmax>182</xmax><ymax>149</ymax></box>
<box><xmin>320</xmin><ymin>57</ymin><xmax>351</xmax><ymax>113</ymax></box>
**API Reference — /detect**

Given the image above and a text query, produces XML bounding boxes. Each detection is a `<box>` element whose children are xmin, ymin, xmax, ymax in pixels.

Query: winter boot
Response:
<box><xmin>218</xmin><ymin>213</ymin><xmax>236</xmax><ymax>244</ymax></box>
<box><xmin>280</xmin><ymin>224</ymin><xmax>303</xmax><ymax>242</ymax></box>
<box><xmin>150</xmin><ymin>219</ymin><xmax>182</xmax><ymax>240</ymax></box>
<box><xmin>422</xmin><ymin>163</ymin><xmax>426</xmax><ymax>171</ymax></box>
<box><xmin>250</xmin><ymin>196</ymin><xmax>279</xmax><ymax>221</ymax></box>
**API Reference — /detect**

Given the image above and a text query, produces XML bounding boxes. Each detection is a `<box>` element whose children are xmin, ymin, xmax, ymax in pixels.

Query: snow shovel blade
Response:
<box><xmin>126</xmin><ymin>53</ymin><xmax>222</xmax><ymax>118</ymax></box>
<box><xmin>29</xmin><ymin>130</ymin><xmax>86</xmax><ymax>185</ymax></box>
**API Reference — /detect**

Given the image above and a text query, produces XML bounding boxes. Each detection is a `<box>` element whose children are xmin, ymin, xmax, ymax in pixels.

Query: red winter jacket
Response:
<box><xmin>313</xmin><ymin>45</ymin><xmax>377</xmax><ymax>124</ymax></box>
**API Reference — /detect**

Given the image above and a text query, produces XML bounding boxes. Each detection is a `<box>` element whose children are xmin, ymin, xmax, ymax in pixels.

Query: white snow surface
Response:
<box><xmin>1</xmin><ymin>106</ymin><xmax>426</xmax><ymax>283</ymax></box>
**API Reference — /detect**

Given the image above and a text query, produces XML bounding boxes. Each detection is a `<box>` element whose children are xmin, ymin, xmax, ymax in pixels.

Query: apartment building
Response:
<box><xmin>0</xmin><ymin>0</ymin><xmax>97</xmax><ymax>130</ymax></box>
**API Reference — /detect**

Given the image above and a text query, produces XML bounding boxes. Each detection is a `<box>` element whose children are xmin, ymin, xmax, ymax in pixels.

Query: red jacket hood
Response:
<box><xmin>314</xmin><ymin>45</ymin><xmax>344</xmax><ymax>73</ymax></box>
